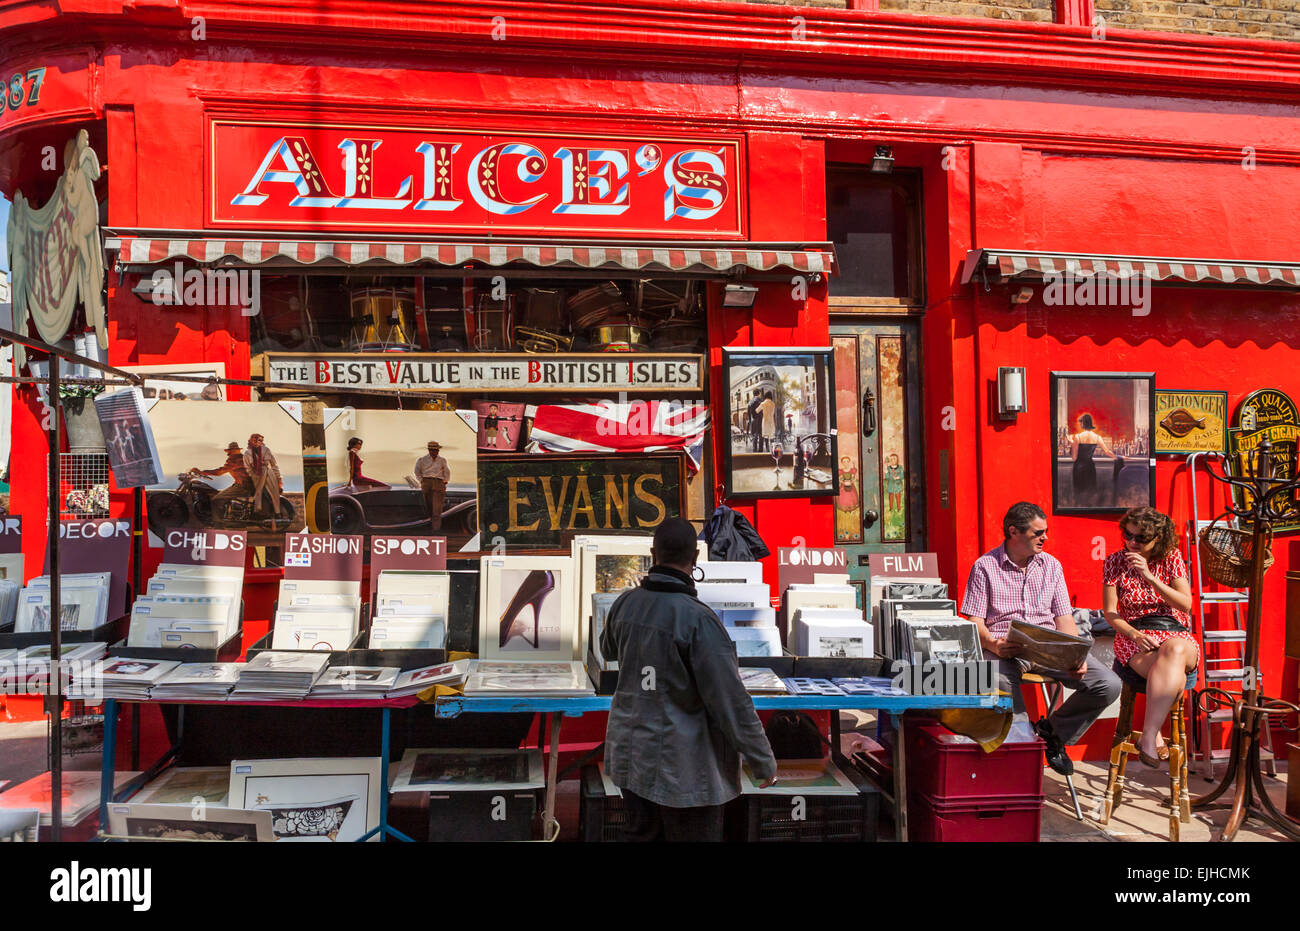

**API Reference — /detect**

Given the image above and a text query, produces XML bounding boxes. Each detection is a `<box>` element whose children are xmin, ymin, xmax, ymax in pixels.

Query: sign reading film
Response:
<box><xmin>1228</xmin><ymin>388</ymin><xmax>1300</xmax><ymax>531</ymax></box>
<box><xmin>478</xmin><ymin>453</ymin><xmax>686</xmax><ymax>548</ymax></box>
<box><xmin>1153</xmin><ymin>390</ymin><xmax>1227</xmax><ymax>455</ymax></box>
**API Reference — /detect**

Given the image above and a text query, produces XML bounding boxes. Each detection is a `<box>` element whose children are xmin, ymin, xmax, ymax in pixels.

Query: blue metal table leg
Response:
<box><xmin>98</xmin><ymin>699</ymin><xmax>118</xmax><ymax>832</ymax></box>
<box><xmin>359</xmin><ymin>706</ymin><xmax>413</xmax><ymax>842</ymax></box>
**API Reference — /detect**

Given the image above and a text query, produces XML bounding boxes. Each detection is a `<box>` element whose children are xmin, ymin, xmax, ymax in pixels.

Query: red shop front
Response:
<box><xmin>2</xmin><ymin>1</ymin><xmax>1298</xmax><ymax>769</ymax></box>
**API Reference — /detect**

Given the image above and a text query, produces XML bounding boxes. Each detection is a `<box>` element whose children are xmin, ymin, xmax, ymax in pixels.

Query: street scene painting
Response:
<box><xmin>722</xmin><ymin>348</ymin><xmax>837</xmax><ymax>499</ymax></box>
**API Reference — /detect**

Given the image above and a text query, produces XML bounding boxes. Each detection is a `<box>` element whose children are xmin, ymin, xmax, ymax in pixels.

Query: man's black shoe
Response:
<box><xmin>1034</xmin><ymin>720</ymin><xmax>1075</xmax><ymax>776</ymax></box>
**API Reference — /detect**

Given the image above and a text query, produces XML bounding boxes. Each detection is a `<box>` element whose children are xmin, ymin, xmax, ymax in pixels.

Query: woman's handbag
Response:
<box><xmin>1129</xmin><ymin>614</ymin><xmax>1189</xmax><ymax>633</ymax></box>
<box><xmin>1198</xmin><ymin>513</ymin><xmax>1272</xmax><ymax>589</ymax></box>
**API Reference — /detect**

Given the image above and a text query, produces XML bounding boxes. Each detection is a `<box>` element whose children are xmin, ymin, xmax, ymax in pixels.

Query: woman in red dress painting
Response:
<box><xmin>1101</xmin><ymin>506</ymin><xmax>1197</xmax><ymax>767</ymax></box>
<box><xmin>346</xmin><ymin>438</ymin><xmax>390</xmax><ymax>490</ymax></box>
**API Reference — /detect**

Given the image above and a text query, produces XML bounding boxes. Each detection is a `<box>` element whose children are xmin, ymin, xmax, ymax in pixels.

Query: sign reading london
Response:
<box><xmin>258</xmin><ymin>353</ymin><xmax>704</xmax><ymax>393</ymax></box>
<box><xmin>209</xmin><ymin>121</ymin><xmax>745</xmax><ymax>238</ymax></box>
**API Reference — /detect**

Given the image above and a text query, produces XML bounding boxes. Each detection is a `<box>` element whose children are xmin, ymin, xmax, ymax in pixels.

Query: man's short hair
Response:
<box><xmin>1003</xmin><ymin>501</ymin><xmax>1046</xmax><ymax>539</ymax></box>
<box><xmin>653</xmin><ymin>517</ymin><xmax>698</xmax><ymax>567</ymax></box>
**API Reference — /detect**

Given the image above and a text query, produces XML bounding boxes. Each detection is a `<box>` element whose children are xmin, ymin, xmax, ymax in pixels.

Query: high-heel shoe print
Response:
<box><xmin>499</xmin><ymin>570</ymin><xmax>555</xmax><ymax>649</ymax></box>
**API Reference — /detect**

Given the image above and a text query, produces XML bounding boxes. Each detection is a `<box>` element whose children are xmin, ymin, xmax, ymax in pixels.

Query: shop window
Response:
<box><xmin>826</xmin><ymin>168</ymin><xmax>923</xmax><ymax>306</ymax></box>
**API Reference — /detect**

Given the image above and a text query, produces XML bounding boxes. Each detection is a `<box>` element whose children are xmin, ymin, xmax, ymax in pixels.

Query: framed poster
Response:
<box><xmin>721</xmin><ymin>347</ymin><xmax>837</xmax><ymax>499</ymax></box>
<box><xmin>227</xmin><ymin>757</ymin><xmax>382</xmax><ymax>843</ymax></box>
<box><xmin>1153</xmin><ymin>390</ymin><xmax>1228</xmax><ymax>456</ymax></box>
<box><xmin>477</xmin><ymin>452</ymin><xmax>686</xmax><ymax>549</ymax></box>
<box><xmin>1050</xmin><ymin>372</ymin><xmax>1154</xmax><ymax>513</ymax></box>
<box><xmin>477</xmin><ymin>555</ymin><xmax>578</xmax><ymax>662</ymax></box>
<box><xmin>1227</xmin><ymin>388</ymin><xmax>1300</xmax><ymax>532</ymax></box>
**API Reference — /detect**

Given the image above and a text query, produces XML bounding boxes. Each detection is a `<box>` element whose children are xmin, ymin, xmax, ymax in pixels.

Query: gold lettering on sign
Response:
<box><xmin>567</xmin><ymin>476</ymin><xmax>597</xmax><ymax>530</ymax></box>
<box><xmin>633</xmin><ymin>473</ymin><xmax>667</xmax><ymax>528</ymax></box>
<box><xmin>604</xmin><ymin>475</ymin><xmax>631</xmax><ymax>528</ymax></box>
<box><xmin>507</xmin><ymin>477</ymin><xmax>540</xmax><ymax>532</ymax></box>
<box><xmin>540</xmin><ymin>476</ymin><xmax>573</xmax><ymax>530</ymax></box>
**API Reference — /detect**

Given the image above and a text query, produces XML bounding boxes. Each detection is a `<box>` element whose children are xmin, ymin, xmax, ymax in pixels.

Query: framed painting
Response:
<box><xmin>227</xmin><ymin>757</ymin><xmax>382</xmax><ymax>843</ymax></box>
<box><xmin>721</xmin><ymin>347</ymin><xmax>838</xmax><ymax>500</ymax></box>
<box><xmin>1153</xmin><ymin>390</ymin><xmax>1228</xmax><ymax>456</ymax></box>
<box><xmin>106</xmin><ymin>803</ymin><xmax>274</xmax><ymax>842</ymax></box>
<box><xmin>1050</xmin><ymin>372</ymin><xmax>1154</xmax><ymax>513</ymax></box>
<box><xmin>477</xmin><ymin>555</ymin><xmax>579</xmax><ymax>662</ymax></box>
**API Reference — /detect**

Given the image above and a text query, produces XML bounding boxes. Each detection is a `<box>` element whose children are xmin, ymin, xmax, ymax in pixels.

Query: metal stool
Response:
<box><xmin>1021</xmin><ymin>672</ymin><xmax>1084</xmax><ymax>821</ymax></box>
<box><xmin>1100</xmin><ymin>661</ymin><xmax>1197</xmax><ymax>841</ymax></box>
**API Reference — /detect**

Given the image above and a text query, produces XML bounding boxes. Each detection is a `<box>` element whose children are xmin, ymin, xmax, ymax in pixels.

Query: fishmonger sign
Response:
<box><xmin>262</xmin><ymin>353</ymin><xmax>704</xmax><ymax>393</ymax></box>
<box><xmin>209</xmin><ymin>120</ymin><xmax>745</xmax><ymax>238</ymax></box>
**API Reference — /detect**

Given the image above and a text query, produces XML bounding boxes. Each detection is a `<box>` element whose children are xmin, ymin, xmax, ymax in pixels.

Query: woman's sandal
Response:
<box><xmin>1137</xmin><ymin>742</ymin><xmax>1170</xmax><ymax>769</ymax></box>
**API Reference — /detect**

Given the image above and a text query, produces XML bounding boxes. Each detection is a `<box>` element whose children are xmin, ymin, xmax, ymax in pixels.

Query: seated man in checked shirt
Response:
<box><xmin>961</xmin><ymin>501</ymin><xmax>1121</xmax><ymax>775</ymax></box>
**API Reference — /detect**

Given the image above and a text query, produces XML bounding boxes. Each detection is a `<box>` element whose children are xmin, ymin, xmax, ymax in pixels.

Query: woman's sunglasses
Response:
<box><xmin>1121</xmin><ymin>528</ymin><xmax>1155</xmax><ymax>544</ymax></box>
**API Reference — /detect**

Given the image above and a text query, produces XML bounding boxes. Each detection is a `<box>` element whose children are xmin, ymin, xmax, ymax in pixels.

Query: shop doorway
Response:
<box><xmin>829</xmin><ymin>321</ymin><xmax>925</xmax><ymax>605</ymax></box>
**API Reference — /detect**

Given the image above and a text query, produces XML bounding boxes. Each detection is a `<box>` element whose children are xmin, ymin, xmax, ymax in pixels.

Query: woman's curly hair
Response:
<box><xmin>1119</xmin><ymin>507</ymin><xmax>1178</xmax><ymax>563</ymax></box>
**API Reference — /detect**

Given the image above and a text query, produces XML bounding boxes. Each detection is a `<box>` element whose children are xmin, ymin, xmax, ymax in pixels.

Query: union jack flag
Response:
<box><xmin>526</xmin><ymin>400</ymin><xmax>710</xmax><ymax>470</ymax></box>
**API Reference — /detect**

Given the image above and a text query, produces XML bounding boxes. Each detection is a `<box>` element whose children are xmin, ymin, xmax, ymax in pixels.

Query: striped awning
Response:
<box><xmin>962</xmin><ymin>249</ymin><xmax>1300</xmax><ymax>288</ymax></box>
<box><xmin>105</xmin><ymin>236</ymin><xmax>836</xmax><ymax>277</ymax></box>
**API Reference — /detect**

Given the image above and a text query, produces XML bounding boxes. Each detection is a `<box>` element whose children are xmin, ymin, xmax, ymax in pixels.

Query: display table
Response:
<box><xmin>434</xmin><ymin>692</ymin><xmax>1012</xmax><ymax>842</ymax></box>
<box><xmin>97</xmin><ymin>691</ymin><xmax>1010</xmax><ymax>842</ymax></box>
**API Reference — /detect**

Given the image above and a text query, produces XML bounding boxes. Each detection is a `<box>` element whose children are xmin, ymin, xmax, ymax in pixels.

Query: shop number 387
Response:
<box><xmin>2</xmin><ymin>68</ymin><xmax>46</xmax><ymax>114</ymax></box>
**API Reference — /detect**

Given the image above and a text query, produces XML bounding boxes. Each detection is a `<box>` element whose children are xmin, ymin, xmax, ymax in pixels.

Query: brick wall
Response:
<box><xmin>1094</xmin><ymin>0</ymin><xmax>1300</xmax><ymax>40</ymax></box>
<box><xmin>741</xmin><ymin>0</ymin><xmax>1300</xmax><ymax>39</ymax></box>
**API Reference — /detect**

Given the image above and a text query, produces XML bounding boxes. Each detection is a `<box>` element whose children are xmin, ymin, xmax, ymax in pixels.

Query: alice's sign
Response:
<box><xmin>209</xmin><ymin>120</ymin><xmax>744</xmax><ymax>238</ymax></box>
<box><xmin>260</xmin><ymin>352</ymin><xmax>704</xmax><ymax>393</ymax></box>
<box><xmin>478</xmin><ymin>453</ymin><xmax>685</xmax><ymax>548</ymax></box>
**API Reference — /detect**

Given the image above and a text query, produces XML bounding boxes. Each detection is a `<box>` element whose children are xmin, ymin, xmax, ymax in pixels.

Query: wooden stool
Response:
<box><xmin>1021</xmin><ymin>672</ymin><xmax>1084</xmax><ymax>821</ymax></box>
<box><xmin>1100</xmin><ymin>661</ymin><xmax>1196</xmax><ymax>841</ymax></box>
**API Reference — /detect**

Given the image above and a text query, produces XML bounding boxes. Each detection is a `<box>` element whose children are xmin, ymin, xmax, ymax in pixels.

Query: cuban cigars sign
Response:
<box><xmin>1228</xmin><ymin>388</ymin><xmax>1300</xmax><ymax>531</ymax></box>
<box><xmin>210</xmin><ymin>120</ymin><xmax>745</xmax><ymax>238</ymax></box>
<box><xmin>261</xmin><ymin>352</ymin><xmax>704</xmax><ymax>393</ymax></box>
<box><xmin>478</xmin><ymin>453</ymin><xmax>686</xmax><ymax>548</ymax></box>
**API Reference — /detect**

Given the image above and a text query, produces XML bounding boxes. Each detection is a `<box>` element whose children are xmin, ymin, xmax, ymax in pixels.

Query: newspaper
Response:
<box><xmin>1007</xmin><ymin>619</ymin><xmax>1091</xmax><ymax>673</ymax></box>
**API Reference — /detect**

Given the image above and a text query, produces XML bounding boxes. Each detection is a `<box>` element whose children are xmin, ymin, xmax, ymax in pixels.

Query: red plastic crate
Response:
<box><xmin>909</xmin><ymin>792</ymin><xmax>1044</xmax><ymax>842</ymax></box>
<box><xmin>907</xmin><ymin>722</ymin><xmax>1044</xmax><ymax>801</ymax></box>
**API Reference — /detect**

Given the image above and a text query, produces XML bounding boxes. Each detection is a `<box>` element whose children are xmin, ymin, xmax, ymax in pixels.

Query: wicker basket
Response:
<box><xmin>1198</xmin><ymin>517</ymin><xmax>1272</xmax><ymax>589</ymax></box>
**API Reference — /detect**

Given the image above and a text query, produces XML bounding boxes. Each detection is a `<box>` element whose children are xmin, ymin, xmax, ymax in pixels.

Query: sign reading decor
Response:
<box><xmin>0</xmin><ymin>517</ymin><xmax>22</xmax><ymax>554</ymax></box>
<box><xmin>47</xmin><ymin>520</ymin><xmax>132</xmax><ymax>620</ymax></box>
<box><xmin>260</xmin><ymin>352</ymin><xmax>703</xmax><ymax>393</ymax></box>
<box><xmin>209</xmin><ymin>120</ymin><xmax>744</xmax><ymax>238</ymax></box>
<box><xmin>478</xmin><ymin>453</ymin><xmax>685</xmax><ymax>548</ymax></box>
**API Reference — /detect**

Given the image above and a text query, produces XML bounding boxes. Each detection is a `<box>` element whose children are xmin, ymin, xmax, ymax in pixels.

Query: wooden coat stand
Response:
<box><xmin>1192</xmin><ymin>440</ymin><xmax>1300</xmax><ymax>842</ymax></box>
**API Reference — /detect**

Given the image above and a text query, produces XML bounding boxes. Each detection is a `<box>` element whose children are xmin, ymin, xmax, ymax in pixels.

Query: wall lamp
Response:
<box><xmin>870</xmin><ymin>145</ymin><xmax>894</xmax><ymax>174</ymax></box>
<box><xmin>997</xmin><ymin>366</ymin><xmax>1027</xmax><ymax>421</ymax></box>
<box><xmin>723</xmin><ymin>284</ymin><xmax>759</xmax><ymax>308</ymax></box>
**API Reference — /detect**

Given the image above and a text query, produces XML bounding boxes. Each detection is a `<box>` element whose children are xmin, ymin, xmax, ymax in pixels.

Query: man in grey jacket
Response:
<box><xmin>601</xmin><ymin>517</ymin><xmax>778</xmax><ymax>841</ymax></box>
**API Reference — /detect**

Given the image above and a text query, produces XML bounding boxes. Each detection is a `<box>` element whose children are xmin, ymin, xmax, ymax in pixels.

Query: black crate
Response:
<box><xmin>578</xmin><ymin>766</ymin><xmax>627</xmax><ymax>842</ymax></box>
<box><xmin>585</xmin><ymin>651</ymin><xmax>619</xmax><ymax>695</ymax></box>
<box><xmin>739</xmin><ymin>653</ymin><xmax>796</xmax><ymax>677</ymax></box>
<box><xmin>245</xmin><ymin>630</ymin><xmax>365</xmax><ymax>665</ymax></box>
<box><xmin>791</xmin><ymin>656</ymin><xmax>898</xmax><ymax>679</ymax></box>
<box><xmin>0</xmin><ymin>613</ymin><xmax>131</xmax><ymax>650</ymax></box>
<box><xmin>427</xmin><ymin>788</ymin><xmax>539</xmax><ymax>842</ymax></box>
<box><xmin>347</xmin><ymin>646</ymin><xmax>447</xmax><ymax>670</ymax></box>
<box><xmin>107</xmin><ymin>627</ymin><xmax>244</xmax><ymax>664</ymax></box>
<box><xmin>725</xmin><ymin>757</ymin><xmax>880</xmax><ymax>842</ymax></box>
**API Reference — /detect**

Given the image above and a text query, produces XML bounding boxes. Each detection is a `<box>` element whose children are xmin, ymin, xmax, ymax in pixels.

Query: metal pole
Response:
<box><xmin>47</xmin><ymin>356</ymin><xmax>63</xmax><ymax>841</ymax></box>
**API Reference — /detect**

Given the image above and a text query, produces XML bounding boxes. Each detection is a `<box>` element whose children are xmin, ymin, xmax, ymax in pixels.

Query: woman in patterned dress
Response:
<box><xmin>1101</xmin><ymin>506</ymin><xmax>1197</xmax><ymax>767</ymax></box>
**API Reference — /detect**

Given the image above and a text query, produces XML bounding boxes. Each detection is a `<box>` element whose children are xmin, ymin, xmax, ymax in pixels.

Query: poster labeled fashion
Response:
<box><xmin>1153</xmin><ymin>390</ymin><xmax>1227</xmax><ymax>455</ymax></box>
<box><xmin>321</xmin><ymin>408</ymin><xmax>478</xmax><ymax>542</ymax></box>
<box><xmin>1050</xmin><ymin>373</ymin><xmax>1154</xmax><ymax>513</ymax></box>
<box><xmin>477</xmin><ymin>556</ymin><xmax>578</xmax><ymax>662</ymax></box>
<box><xmin>721</xmin><ymin>347</ymin><xmax>837</xmax><ymax>499</ymax></box>
<box><xmin>143</xmin><ymin>400</ymin><xmax>306</xmax><ymax>544</ymax></box>
<box><xmin>1227</xmin><ymin>388</ymin><xmax>1300</xmax><ymax>531</ymax></box>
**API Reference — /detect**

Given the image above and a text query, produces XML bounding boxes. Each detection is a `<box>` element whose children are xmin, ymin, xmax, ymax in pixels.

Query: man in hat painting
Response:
<box><xmin>244</xmin><ymin>433</ymin><xmax>283</xmax><ymax>516</ymax></box>
<box><xmin>414</xmin><ymin>441</ymin><xmax>450</xmax><ymax>531</ymax></box>
<box><xmin>198</xmin><ymin>441</ymin><xmax>255</xmax><ymax>515</ymax></box>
